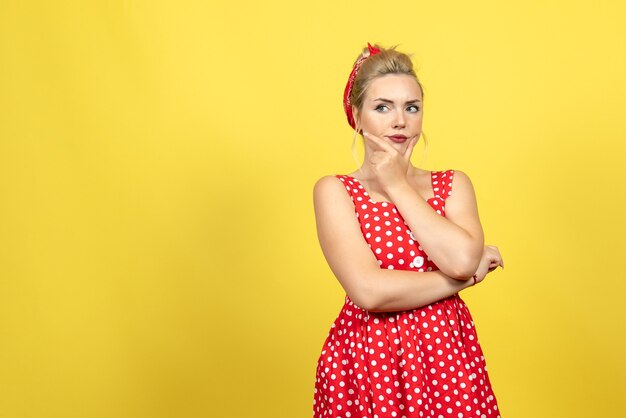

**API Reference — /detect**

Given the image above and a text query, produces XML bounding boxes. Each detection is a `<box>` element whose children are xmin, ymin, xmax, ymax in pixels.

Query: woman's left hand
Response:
<box><xmin>363</xmin><ymin>131</ymin><xmax>418</xmax><ymax>192</ymax></box>
<box><xmin>472</xmin><ymin>245</ymin><xmax>504</xmax><ymax>285</ymax></box>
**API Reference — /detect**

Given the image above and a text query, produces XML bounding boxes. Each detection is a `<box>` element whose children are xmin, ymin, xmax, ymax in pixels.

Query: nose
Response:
<box><xmin>393</xmin><ymin>110</ymin><xmax>406</xmax><ymax>129</ymax></box>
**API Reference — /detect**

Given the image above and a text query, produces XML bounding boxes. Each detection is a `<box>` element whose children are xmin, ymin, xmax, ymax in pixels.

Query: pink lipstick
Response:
<box><xmin>388</xmin><ymin>135</ymin><xmax>408</xmax><ymax>143</ymax></box>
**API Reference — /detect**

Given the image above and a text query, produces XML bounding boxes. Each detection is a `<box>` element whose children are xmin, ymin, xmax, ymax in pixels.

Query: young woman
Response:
<box><xmin>312</xmin><ymin>43</ymin><xmax>504</xmax><ymax>418</ymax></box>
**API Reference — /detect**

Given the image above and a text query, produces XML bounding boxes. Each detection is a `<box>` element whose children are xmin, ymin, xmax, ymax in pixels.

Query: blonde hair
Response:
<box><xmin>349</xmin><ymin>43</ymin><xmax>429</xmax><ymax>168</ymax></box>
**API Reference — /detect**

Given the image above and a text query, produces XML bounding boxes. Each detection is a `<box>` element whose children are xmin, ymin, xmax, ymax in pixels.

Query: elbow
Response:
<box><xmin>351</xmin><ymin>282</ymin><xmax>377</xmax><ymax>311</ymax></box>
<box><xmin>450</xmin><ymin>253</ymin><xmax>482</xmax><ymax>281</ymax></box>
<box><xmin>359</xmin><ymin>294</ymin><xmax>385</xmax><ymax>312</ymax></box>
<box><xmin>450</xmin><ymin>269</ymin><xmax>475</xmax><ymax>281</ymax></box>
<box><xmin>452</xmin><ymin>239</ymin><xmax>483</xmax><ymax>280</ymax></box>
<box><xmin>347</xmin><ymin>272</ymin><xmax>379</xmax><ymax>311</ymax></box>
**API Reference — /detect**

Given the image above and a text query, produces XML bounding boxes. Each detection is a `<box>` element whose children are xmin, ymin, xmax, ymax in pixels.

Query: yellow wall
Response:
<box><xmin>1</xmin><ymin>1</ymin><xmax>625</xmax><ymax>417</ymax></box>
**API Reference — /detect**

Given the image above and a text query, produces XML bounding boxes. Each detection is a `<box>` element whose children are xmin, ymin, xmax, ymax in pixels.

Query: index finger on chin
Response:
<box><xmin>364</xmin><ymin>132</ymin><xmax>393</xmax><ymax>152</ymax></box>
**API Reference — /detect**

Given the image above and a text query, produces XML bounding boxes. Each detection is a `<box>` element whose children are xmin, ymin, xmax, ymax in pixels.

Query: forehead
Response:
<box><xmin>366</xmin><ymin>74</ymin><xmax>422</xmax><ymax>100</ymax></box>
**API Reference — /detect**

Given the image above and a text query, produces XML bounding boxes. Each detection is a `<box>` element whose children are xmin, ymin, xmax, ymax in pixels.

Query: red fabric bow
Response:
<box><xmin>343</xmin><ymin>43</ymin><xmax>382</xmax><ymax>130</ymax></box>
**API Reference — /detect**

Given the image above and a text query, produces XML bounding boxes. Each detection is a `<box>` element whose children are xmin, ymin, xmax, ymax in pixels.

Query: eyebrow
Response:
<box><xmin>373</xmin><ymin>97</ymin><xmax>421</xmax><ymax>103</ymax></box>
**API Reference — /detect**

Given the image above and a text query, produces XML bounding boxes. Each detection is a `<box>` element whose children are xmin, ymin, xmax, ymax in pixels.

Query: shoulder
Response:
<box><xmin>450</xmin><ymin>169</ymin><xmax>473</xmax><ymax>188</ymax></box>
<box><xmin>443</xmin><ymin>169</ymin><xmax>478</xmax><ymax>206</ymax></box>
<box><xmin>314</xmin><ymin>174</ymin><xmax>346</xmax><ymax>193</ymax></box>
<box><xmin>440</xmin><ymin>169</ymin><xmax>484</xmax><ymax>245</ymax></box>
<box><xmin>313</xmin><ymin>174</ymin><xmax>351</xmax><ymax>204</ymax></box>
<box><xmin>313</xmin><ymin>175</ymin><xmax>358</xmax><ymax>228</ymax></box>
<box><xmin>433</xmin><ymin>168</ymin><xmax>463</xmax><ymax>179</ymax></box>
<box><xmin>434</xmin><ymin>169</ymin><xmax>473</xmax><ymax>193</ymax></box>
<box><xmin>449</xmin><ymin>169</ymin><xmax>471</xmax><ymax>185</ymax></box>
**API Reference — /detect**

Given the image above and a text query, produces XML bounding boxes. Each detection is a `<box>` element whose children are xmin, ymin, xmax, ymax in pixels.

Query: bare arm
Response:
<box><xmin>314</xmin><ymin>175</ymin><xmax>474</xmax><ymax>313</ymax></box>
<box><xmin>366</xmin><ymin>268</ymin><xmax>473</xmax><ymax>312</ymax></box>
<box><xmin>386</xmin><ymin>170</ymin><xmax>485</xmax><ymax>280</ymax></box>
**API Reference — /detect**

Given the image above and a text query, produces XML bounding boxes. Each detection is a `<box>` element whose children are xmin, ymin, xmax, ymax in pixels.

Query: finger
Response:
<box><xmin>363</xmin><ymin>132</ymin><xmax>391</xmax><ymax>152</ymax></box>
<box><xmin>363</xmin><ymin>131</ymin><xmax>396</xmax><ymax>153</ymax></box>
<box><xmin>492</xmin><ymin>252</ymin><xmax>503</xmax><ymax>268</ymax></box>
<box><xmin>490</xmin><ymin>259</ymin><xmax>504</xmax><ymax>270</ymax></box>
<box><xmin>403</xmin><ymin>136</ymin><xmax>418</xmax><ymax>161</ymax></box>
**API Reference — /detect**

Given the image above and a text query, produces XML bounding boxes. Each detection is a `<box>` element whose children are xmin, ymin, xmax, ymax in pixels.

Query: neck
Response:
<box><xmin>357</xmin><ymin>164</ymin><xmax>419</xmax><ymax>179</ymax></box>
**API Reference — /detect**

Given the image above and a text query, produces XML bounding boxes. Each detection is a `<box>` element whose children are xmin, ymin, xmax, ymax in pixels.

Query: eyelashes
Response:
<box><xmin>375</xmin><ymin>105</ymin><xmax>421</xmax><ymax>112</ymax></box>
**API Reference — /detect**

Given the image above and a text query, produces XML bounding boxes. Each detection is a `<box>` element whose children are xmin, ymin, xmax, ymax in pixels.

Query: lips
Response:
<box><xmin>388</xmin><ymin>135</ymin><xmax>408</xmax><ymax>143</ymax></box>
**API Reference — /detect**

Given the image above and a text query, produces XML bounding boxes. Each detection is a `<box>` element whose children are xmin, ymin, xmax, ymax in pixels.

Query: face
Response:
<box><xmin>354</xmin><ymin>73</ymin><xmax>423</xmax><ymax>153</ymax></box>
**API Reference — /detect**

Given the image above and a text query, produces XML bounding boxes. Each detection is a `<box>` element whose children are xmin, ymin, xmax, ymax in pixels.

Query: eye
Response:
<box><xmin>375</xmin><ymin>104</ymin><xmax>389</xmax><ymax>112</ymax></box>
<box><xmin>407</xmin><ymin>105</ymin><xmax>420</xmax><ymax>112</ymax></box>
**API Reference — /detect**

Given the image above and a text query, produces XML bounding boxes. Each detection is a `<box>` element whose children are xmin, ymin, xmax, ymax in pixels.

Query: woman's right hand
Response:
<box><xmin>362</xmin><ymin>131</ymin><xmax>418</xmax><ymax>192</ymax></box>
<box><xmin>472</xmin><ymin>245</ymin><xmax>504</xmax><ymax>285</ymax></box>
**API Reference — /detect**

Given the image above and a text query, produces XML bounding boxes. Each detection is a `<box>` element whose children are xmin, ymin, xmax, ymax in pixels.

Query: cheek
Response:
<box><xmin>365</xmin><ymin>112</ymin><xmax>386</xmax><ymax>124</ymax></box>
<box><xmin>361</xmin><ymin>115</ymin><xmax>380</xmax><ymax>128</ymax></box>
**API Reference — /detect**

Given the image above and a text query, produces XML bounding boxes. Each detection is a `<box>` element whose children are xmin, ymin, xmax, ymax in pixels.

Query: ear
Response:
<box><xmin>352</xmin><ymin>105</ymin><xmax>363</xmax><ymax>134</ymax></box>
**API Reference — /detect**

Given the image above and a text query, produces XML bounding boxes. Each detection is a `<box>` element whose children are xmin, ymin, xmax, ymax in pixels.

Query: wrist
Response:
<box><xmin>458</xmin><ymin>275</ymin><xmax>476</xmax><ymax>291</ymax></box>
<box><xmin>385</xmin><ymin>178</ymin><xmax>413</xmax><ymax>200</ymax></box>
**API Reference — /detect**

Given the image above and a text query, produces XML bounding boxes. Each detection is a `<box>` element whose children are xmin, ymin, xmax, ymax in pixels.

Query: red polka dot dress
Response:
<box><xmin>313</xmin><ymin>170</ymin><xmax>501</xmax><ymax>418</ymax></box>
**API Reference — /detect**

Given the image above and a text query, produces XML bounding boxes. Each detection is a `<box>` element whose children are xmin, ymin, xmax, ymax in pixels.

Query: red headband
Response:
<box><xmin>343</xmin><ymin>42</ymin><xmax>382</xmax><ymax>130</ymax></box>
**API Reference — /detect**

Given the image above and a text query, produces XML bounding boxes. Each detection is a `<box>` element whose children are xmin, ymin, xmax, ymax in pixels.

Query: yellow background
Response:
<box><xmin>1</xmin><ymin>1</ymin><xmax>625</xmax><ymax>417</ymax></box>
